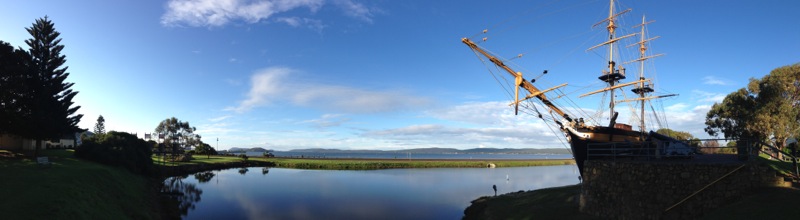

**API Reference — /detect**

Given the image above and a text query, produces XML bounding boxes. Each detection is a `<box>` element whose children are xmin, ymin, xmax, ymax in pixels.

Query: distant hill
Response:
<box><xmin>281</xmin><ymin>147</ymin><xmax>570</xmax><ymax>155</ymax></box>
<box><xmin>228</xmin><ymin>147</ymin><xmax>270</xmax><ymax>153</ymax></box>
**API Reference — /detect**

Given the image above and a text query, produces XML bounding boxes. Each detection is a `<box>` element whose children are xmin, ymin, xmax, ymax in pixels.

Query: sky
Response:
<box><xmin>1</xmin><ymin>0</ymin><xmax>798</xmax><ymax>151</ymax></box>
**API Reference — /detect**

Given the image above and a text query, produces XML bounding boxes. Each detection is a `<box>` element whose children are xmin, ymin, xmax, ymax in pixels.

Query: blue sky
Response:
<box><xmin>1</xmin><ymin>0</ymin><xmax>798</xmax><ymax>150</ymax></box>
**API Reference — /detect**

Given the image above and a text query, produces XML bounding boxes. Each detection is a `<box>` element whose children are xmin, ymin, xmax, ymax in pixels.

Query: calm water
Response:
<box><xmin>163</xmin><ymin>165</ymin><xmax>580</xmax><ymax>220</ymax></box>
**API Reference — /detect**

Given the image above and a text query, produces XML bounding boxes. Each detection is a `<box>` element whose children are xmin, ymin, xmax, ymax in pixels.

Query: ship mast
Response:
<box><xmin>585</xmin><ymin>0</ymin><xmax>634</xmax><ymax>121</ymax></box>
<box><xmin>630</xmin><ymin>15</ymin><xmax>661</xmax><ymax>133</ymax></box>
<box><xmin>619</xmin><ymin>15</ymin><xmax>676</xmax><ymax>133</ymax></box>
<box><xmin>461</xmin><ymin>38</ymin><xmax>573</xmax><ymax>123</ymax></box>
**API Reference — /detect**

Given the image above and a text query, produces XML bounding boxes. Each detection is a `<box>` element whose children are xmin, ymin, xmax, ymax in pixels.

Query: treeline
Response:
<box><xmin>0</xmin><ymin>17</ymin><xmax>83</xmax><ymax>156</ymax></box>
<box><xmin>705</xmin><ymin>63</ymin><xmax>800</xmax><ymax>157</ymax></box>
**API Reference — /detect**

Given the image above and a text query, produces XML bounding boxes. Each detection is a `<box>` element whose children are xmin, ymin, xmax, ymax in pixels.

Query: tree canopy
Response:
<box><xmin>705</xmin><ymin>63</ymin><xmax>800</xmax><ymax>153</ymax></box>
<box><xmin>656</xmin><ymin>128</ymin><xmax>695</xmax><ymax>141</ymax></box>
<box><xmin>0</xmin><ymin>17</ymin><xmax>83</xmax><ymax>154</ymax></box>
<box><xmin>154</xmin><ymin>117</ymin><xmax>199</xmax><ymax>154</ymax></box>
<box><xmin>94</xmin><ymin>115</ymin><xmax>105</xmax><ymax>135</ymax></box>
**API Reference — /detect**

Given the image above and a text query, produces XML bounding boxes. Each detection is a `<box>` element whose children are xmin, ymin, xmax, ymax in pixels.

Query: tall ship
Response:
<box><xmin>462</xmin><ymin>0</ymin><xmax>689</xmax><ymax>175</ymax></box>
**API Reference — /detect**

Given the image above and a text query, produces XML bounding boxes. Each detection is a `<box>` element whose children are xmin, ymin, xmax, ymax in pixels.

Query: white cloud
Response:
<box><xmin>301</xmin><ymin>114</ymin><xmax>351</xmax><ymax>128</ymax></box>
<box><xmin>228</xmin><ymin>67</ymin><xmax>431</xmax><ymax>113</ymax></box>
<box><xmin>209</xmin><ymin>115</ymin><xmax>233</xmax><ymax>122</ymax></box>
<box><xmin>702</xmin><ymin>76</ymin><xmax>730</xmax><ymax>85</ymax></box>
<box><xmin>361</xmin><ymin>123</ymin><xmax>562</xmax><ymax>148</ymax></box>
<box><xmin>161</xmin><ymin>0</ymin><xmax>324</xmax><ymax>27</ymax></box>
<box><xmin>275</xmin><ymin>17</ymin><xmax>325</xmax><ymax>33</ymax></box>
<box><xmin>333</xmin><ymin>0</ymin><xmax>376</xmax><ymax>23</ymax></box>
<box><xmin>161</xmin><ymin>0</ymin><xmax>378</xmax><ymax>28</ymax></box>
<box><xmin>665</xmin><ymin>103</ymin><xmax>688</xmax><ymax>112</ymax></box>
<box><xmin>692</xmin><ymin>90</ymin><xmax>726</xmax><ymax>103</ymax></box>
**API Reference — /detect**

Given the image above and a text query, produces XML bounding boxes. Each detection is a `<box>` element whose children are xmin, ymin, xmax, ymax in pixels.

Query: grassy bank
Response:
<box><xmin>152</xmin><ymin>155</ymin><xmax>574</xmax><ymax>170</ymax></box>
<box><xmin>0</xmin><ymin>150</ymin><xmax>157</xmax><ymax>219</ymax></box>
<box><xmin>263</xmin><ymin>157</ymin><xmax>574</xmax><ymax>169</ymax></box>
<box><xmin>463</xmin><ymin>184</ymin><xmax>800</xmax><ymax>219</ymax></box>
<box><xmin>463</xmin><ymin>184</ymin><xmax>599</xmax><ymax>220</ymax></box>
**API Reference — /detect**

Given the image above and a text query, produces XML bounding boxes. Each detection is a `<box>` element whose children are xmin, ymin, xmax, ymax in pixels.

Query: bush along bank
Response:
<box><xmin>156</xmin><ymin>160</ymin><xmax>275</xmax><ymax>177</ymax></box>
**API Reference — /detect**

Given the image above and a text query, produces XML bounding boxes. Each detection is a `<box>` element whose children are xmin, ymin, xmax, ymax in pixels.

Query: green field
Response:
<box><xmin>263</xmin><ymin>157</ymin><xmax>575</xmax><ymax>169</ymax></box>
<box><xmin>463</xmin><ymin>184</ymin><xmax>600</xmax><ymax>220</ymax></box>
<box><xmin>463</xmin><ymin>184</ymin><xmax>800</xmax><ymax>219</ymax></box>
<box><xmin>152</xmin><ymin>154</ymin><xmax>575</xmax><ymax>170</ymax></box>
<box><xmin>0</xmin><ymin>150</ymin><xmax>157</xmax><ymax>220</ymax></box>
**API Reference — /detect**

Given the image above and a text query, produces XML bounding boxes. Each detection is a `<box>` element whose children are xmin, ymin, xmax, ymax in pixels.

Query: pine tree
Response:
<box><xmin>94</xmin><ymin>115</ymin><xmax>105</xmax><ymax>135</ymax></box>
<box><xmin>0</xmin><ymin>41</ymin><xmax>30</xmax><ymax>133</ymax></box>
<box><xmin>21</xmin><ymin>16</ymin><xmax>83</xmax><ymax>155</ymax></box>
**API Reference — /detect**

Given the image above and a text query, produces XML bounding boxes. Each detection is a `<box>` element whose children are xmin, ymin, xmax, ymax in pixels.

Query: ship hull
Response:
<box><xmin>567</xmin><ymin>126</ymin><xmax>644</xmax><ymax>176</ymax></box>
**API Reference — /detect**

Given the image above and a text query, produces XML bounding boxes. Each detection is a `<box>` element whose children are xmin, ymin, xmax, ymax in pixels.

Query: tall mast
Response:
<box><xmin>627</xmin><ymin>15</ymin><xmax>663</xmax><ymax>133</ymax></box>
<box><xmin>587</xmin><ymin>0</ymin><xmax>633</xmax><ymax>122</ymax></box>
<box><xmin>461</xmin><ymin>38</ymin><xmax>573</xmax><ymax>123</ymax></box>
<box><xmin>607</xmin><ymin>0</ymin><xmax>617</xmax><ymax>119</ymax></box>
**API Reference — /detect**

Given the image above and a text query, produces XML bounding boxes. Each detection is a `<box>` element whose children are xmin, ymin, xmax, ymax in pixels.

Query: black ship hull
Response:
<box><xmin>567</xmin><ymin>126</ymin><xmax>644</xmax><ymax>176</ymax></box>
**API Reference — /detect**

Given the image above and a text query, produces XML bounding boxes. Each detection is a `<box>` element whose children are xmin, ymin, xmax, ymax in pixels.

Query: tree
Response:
<box><xmin>0</xmin><ymin>41</ymin><xmax>29</xmax><ymax>134</ymax></box>
<box><xmin>154</xmin><ymin>117</ymin><xmax>197</xmax><ymax>158</ymax></box>
<box><xmin>656</xmin><ymin>128</ymin><xmax>694</xmax><ymax>141</ymax></box>
<box><xmin>94</xmin><ymin>115</ymin><xmax>106</xmax><ymax>135</ymax></box>
<box><xmin>19</xmin><ymin>17</ymin><xmax>83</xmax><ymax>156</ymax></box>
<box><xmin>75</xmin><ymin>131</ymin><xmax>154</xmax><ymax>175</ymax></box>
<box><xmin>194</xmin><ymin>142</ymin><xmax>217</xmax><ymax>159</ymax></box>
<box><xmin>706</xmin><ymin>63</ymin><xmax>800</xmax><ymax>158</ymax></box>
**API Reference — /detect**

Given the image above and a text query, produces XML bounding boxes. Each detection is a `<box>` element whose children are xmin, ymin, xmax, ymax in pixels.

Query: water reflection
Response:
<box><xmin>194</xmin><ymin>171</ymin><xmax>215</xmax><ymax>183</ymax></box>
<box><xmin>171</xmin><ymin>165</ymin><xmax>579</xmax><ymax>220</ymax></box>
<box><xmin>161</xmin><ymin>175</ymin><xmax>203</xmax><ymax>218</ymax></box>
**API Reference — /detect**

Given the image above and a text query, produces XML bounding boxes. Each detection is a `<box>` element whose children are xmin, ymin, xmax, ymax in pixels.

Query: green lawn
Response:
<box><xmin>757</xmin><ymin>153</ymin><xmax>799</xmax><ymax>177</ymax></box>
<box><xmin>0</xmin><ymin>150</ymin><xmax>157</xmax><ymax>220</ymax></box>
<box><xmin>463</xmin><ymin>184</ymin><xmax>600</xmax><ymax>220</ymax></box>
<box><xmin>263</xmin><ymin>157</ymin><xmax>574</xmax><ymax>170</ymax></box>
<box><xmin>150</xmin><ymin>154</ymin><xmax>574</xmax><ymax>170</ymax></box>
<box><xmin>152</xmin><ymin>154</ymin><xmax>246</xmax><ymax>166</ymax></box>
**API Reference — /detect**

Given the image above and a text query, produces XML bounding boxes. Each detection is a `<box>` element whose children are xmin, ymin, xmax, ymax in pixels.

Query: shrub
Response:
<box><xmin>75</xmin><ymin>131</ymin><xmax>154</xmax><ymax>175</ymax></box>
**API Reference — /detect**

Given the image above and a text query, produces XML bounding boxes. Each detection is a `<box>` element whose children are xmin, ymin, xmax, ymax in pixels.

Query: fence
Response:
<box><xmin>586</xmin><ymin>139</ymin><xmax>758</xmax><ymax>161</ymax></box>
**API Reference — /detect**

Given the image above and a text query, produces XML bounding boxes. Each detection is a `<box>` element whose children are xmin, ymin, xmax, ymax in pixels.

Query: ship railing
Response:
<box><xmin>586</xmin><ymin>139</ymin><xmax>764</xmax><ymax>162</ymax></box>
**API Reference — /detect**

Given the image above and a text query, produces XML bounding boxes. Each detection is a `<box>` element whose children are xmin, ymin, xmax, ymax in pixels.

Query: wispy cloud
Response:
<box><xmin>228</xmin><ymin>67</ymin><xmax>431</xmax><ymax>113</ymax></box>
<box><xmin>361</xmin><ymin>123</ymin><xmax>560</xmax><ymax>148</ymax></box>
<box><xmin>161</xmin><ymin>0</ymin><xmax>324</xmax><ymax>27</ymax></box>
<box><xmin>161</xmin><ymin>0</ymin><xmax>378</xmax><ymax>28</ymax></box>
<box><xmin>692</xmin><ymin>90</ymin><xmax>726</xmax><ymax>103</ymax></box>
<box><xmin>702</xmin><ymin>76</ymin><xmax>730</xmax><ymax>85</ymax></box>
<box><xmin>300</xmin><ymin>114</ymin><xmax>351</xmax><ymax>128</ymax></box>
<box><xmin>332</xmin><ymin>0</ymin><xmax>376</xmax><ymax>23</ymax></box>
<box><xmin>209</xmin><ymin>115</ymin><xmax>233</xmax><ymax>122</ymax></box>
<box><xmin>275</xmin><ymin>17</ymin><xmax>325</xmax><ymax>33</ymax></box>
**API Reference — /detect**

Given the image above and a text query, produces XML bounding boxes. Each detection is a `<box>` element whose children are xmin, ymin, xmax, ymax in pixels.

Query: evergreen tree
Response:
<box><xmin>21</xmin><ymin>16</ymin><xmax>83</xmax><ymax>155</ymax></box>
<box><xmin>0</xmin><ymin>41</ymin><xmax>30</xmax><ymax>133</ymax></box>
<box><xmin>94</xmin><ymin>115</ymin><xmax>105</xmax><ymax>135</ymax></box>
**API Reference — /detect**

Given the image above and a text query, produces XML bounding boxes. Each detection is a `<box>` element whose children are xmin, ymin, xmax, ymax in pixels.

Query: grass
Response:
<box><xmin>151</xmin><ymin>154</ymin><xmax>246</xmax><ymax>166</ymax></box>
<box><xmin>464</xmin><ymin>184</ymin><xmax>800</xmax><ymax>220</ymax></box>
<box><xmin>0</xmin><ymin>149</ymin><xmax>157</xmax><ymax>220</ymax></box>
<box><xmin>464</xmin><ymin>155</ymin><xmax>800</xmax><ymax>219</ymax></box>
<box><xmin>700</xmin><ymin>186</ymin><xmax>800</xmax><ymax>219</ymax></box>
<box><xmin>463</xmin><ymin>184</ymin><xmax>600</xmax><ymax>220</ymax></box>
<box><xmin>150</xmin><ymin>155</ymin><xmax>574</xmax><ymax>170</ymax></box>
<box><xmin>263</xmin><ymin>157</ymin><xmax>575</xmax><ymax>170</ymax></box>
<box><xmin>757</xmin><ymin>152</ymin><xmax>799</xmax><ymax>177</ymax></box>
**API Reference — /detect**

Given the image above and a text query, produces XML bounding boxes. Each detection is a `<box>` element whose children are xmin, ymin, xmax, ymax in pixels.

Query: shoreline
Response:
<box><xmin>153</xmin><ymin>155</ymin><xmax>575</xmax><ymax>177</ymax></box>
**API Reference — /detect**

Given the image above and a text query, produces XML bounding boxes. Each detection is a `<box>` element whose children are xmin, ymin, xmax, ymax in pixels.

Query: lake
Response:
<box><xmin>163</xmin><ymin>165</ymin><xmax>580</xmax><ymax>219</ymax></box>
